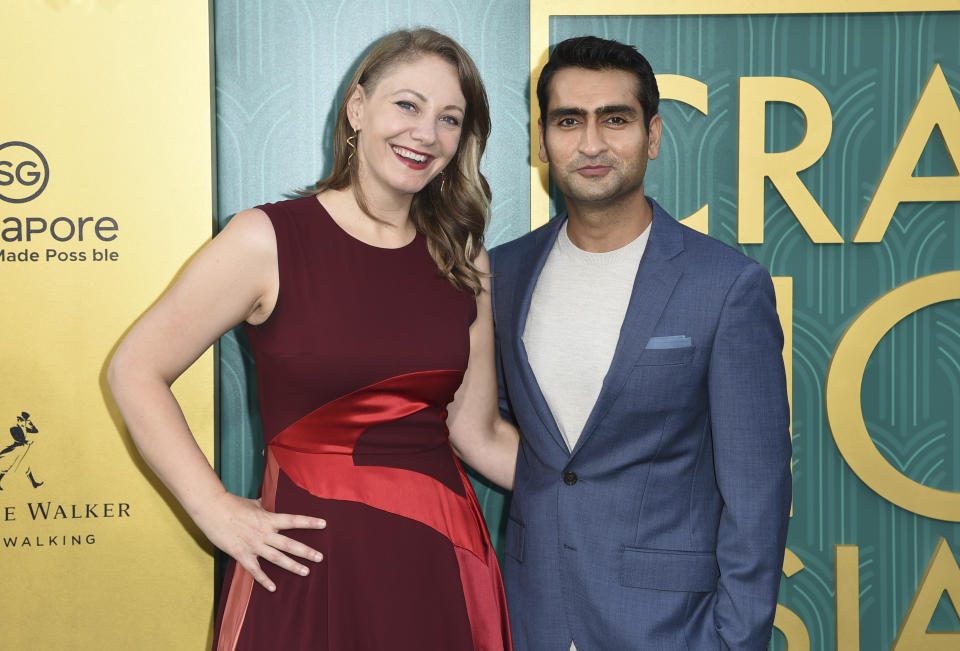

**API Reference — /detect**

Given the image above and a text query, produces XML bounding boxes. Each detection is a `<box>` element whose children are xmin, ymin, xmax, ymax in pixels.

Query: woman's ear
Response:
<box><xmin>347</xmin><ymin>84</ymin><xmax>366</xmax><ymax>131</ymax></box>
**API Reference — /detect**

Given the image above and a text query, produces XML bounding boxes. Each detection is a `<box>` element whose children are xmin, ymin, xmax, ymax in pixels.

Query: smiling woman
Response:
<box><xmin>310</xmin><ymin>29</ymin><xmax>492</xmax><ymax>292</ymax></box>
<box><xmin>107</xmin><ymin>27</ymin><xmax>516</xmax><ymax>651</ymax></box>
<box><xmin>347</xmin><ymin>56</ymin><xmax>466</xmax><ymax>214</ymax></box>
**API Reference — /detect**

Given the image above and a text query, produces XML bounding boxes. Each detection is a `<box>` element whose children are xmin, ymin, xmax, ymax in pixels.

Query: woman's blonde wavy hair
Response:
<box><xmin>311</xmin><ymin>28</ymin><xmax>491</xmax><ymax>294</ymax></box>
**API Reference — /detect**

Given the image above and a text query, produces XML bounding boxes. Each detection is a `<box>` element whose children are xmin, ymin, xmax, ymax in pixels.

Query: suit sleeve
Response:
<box><xmin>489</xmin><ymin>250</ymin><xmax>517</xmax><ymax>425</ymax></box>
<box><xmin>708</xmin><ymin>262</ymin><xmax>792</xmax><ymax>650</ymax></box>
<box><xmin>495</xmin><ymin>329</ymin><xmax>516</xmax><ymax>425</ymax></box>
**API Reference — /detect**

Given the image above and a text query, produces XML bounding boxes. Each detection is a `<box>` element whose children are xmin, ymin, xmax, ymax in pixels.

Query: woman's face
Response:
<box><xmin>348</xmin><ymin>55</ymin><xmax>466</xmax><ymax>204</ymax></box>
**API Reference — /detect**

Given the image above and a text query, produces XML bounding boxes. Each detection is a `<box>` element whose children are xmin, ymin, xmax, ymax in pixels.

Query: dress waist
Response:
<box><xmin>264</xmin><ymin>369</ymin><xmax>489</xmax><ymax>561</ymax></box>
<box><xmin>268</xmin><ymin>369</ymin><xmax>462</xmax><ymax>455</ymax></box>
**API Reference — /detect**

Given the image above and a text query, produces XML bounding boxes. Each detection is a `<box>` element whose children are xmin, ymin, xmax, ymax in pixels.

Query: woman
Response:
<box><xmin>108</xmin><ymin>28</ymin><xmax>516</xmax><ymax>650</ymax></box>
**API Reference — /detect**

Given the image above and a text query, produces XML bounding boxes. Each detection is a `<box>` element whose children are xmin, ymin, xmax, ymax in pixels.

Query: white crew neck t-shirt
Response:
<box><xmin>522</xmin><ymin>220</ymin><xmax>650</xmax><ymax>453</ymax></box>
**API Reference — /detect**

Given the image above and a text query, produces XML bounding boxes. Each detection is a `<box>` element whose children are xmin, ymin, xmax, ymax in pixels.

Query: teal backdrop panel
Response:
<box><xmin>213</xmin><ymin>0</ymin><xmax>530</xmax><ymax>554</ymax></box>
<box><xmin>551</xmin><ymin>11</ymin><xmax>960</xmax><ymax>651</ymax></box>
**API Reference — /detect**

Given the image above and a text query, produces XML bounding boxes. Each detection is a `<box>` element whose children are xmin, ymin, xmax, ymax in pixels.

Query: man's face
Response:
<box><xmin>539</xmin><ymin>67</ymin><xmax>661</xmax><ymax>208</ymax></box>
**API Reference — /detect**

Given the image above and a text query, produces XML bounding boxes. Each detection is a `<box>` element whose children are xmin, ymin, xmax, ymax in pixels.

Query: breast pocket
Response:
<box><xmin>636</xmin><ymin>345</ymin><xmax>695</xmax><ymax>367</ymax></box>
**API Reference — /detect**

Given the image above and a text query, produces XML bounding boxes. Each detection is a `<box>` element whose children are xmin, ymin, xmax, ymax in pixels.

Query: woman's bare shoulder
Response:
<box><xmin>220</xmin><ymin>208</ymin><xmax>276</xmax><ymax>255</ymax></box>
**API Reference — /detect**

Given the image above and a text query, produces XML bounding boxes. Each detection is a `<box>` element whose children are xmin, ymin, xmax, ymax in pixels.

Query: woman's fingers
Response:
<box><xmin>272</xmin><ymin>512</ymin><xmax>327</xmax><ymax>532</ymax></box>
<box><xmin>206</xmin><ymin>496</ymin><xmax>328</xmax><ymax>590</ymax></box>
<box><xmin>258</xmin><ymin>542</ymin><xmax>313</xmax><ymax>578</ymax></box>
<box><xmin>240</xmin><ymin>509</ymin><xmax>326</xmax><ymax>584</ymax></box>
<box><xmin>265</xmin><ymin>531</ymin><xmax>324</xmax><ymax>564</ymax></box>
<box><xmin>267</xmin><ymin>511</ymin><xmax>326</xmax><ymax>563</ymax></box>
<box><xmin>237</xmin><ymin>555</ymin><xmax>277</xmax><ymax>593</ymax></box>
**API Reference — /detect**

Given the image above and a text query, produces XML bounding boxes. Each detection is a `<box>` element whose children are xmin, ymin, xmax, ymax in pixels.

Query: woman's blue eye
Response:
<box><xmin>396</xmin><ymin>101</ymin><xmax>416</xmax><ymax>111</ymax></box>
<box><xmin>441</xmin><ymin>115</ymin><xmax>461</xmax><ymax>127</ymax></box>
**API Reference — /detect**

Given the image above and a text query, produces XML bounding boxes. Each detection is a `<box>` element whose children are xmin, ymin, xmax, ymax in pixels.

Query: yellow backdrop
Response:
<box><xmin>0</xmin><ymin>1</ymin><xmax>215</xmax><ymax>648</ymax></box>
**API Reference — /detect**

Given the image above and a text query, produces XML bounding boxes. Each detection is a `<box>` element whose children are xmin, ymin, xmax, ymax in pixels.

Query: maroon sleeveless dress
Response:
<box><xmin>212</xmin><ymin>197</ymin><xmax>511</xmax><ymax>650</ymax></box>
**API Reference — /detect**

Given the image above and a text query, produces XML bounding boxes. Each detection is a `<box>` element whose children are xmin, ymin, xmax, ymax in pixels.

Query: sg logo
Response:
<box><xmin>0</xmin><ymin>142</ymin><xmax>49</xmax><ymax>203</ymax></box>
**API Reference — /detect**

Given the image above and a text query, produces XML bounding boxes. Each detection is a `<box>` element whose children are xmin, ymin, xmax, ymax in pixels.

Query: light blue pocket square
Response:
<box><xmin>645</xmin><ymin>335</ymin><xmax>693</xmax><ymax>349</ymax></box>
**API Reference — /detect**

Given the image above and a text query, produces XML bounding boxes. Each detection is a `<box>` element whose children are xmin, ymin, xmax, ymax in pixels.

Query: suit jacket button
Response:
<box><xmin>563</xmin><ymin>471</ymin><xmax>578</xmax><ymax>485</ymax></box>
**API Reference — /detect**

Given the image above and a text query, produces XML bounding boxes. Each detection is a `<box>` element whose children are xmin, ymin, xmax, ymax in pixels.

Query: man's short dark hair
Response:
<box><xmin>537</xmin><ymin>36</ymin><xmax>659</xmax><ymax>132</ymax></box>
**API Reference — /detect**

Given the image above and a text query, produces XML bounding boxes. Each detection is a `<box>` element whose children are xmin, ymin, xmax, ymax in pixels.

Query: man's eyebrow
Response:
<box><xmin>547</xmin><ymin>107</ymin><xmax>587</xmax><ymax>121</ymax></box>
<box><xmin>547</xmin><ymin>105</ymin><xmax>639</xmax><ymax>121</ymax></box>
<box><xmin>596</xmin><ymin>105</ymin><xmax>638</xmax><ymax>117</ymax></box>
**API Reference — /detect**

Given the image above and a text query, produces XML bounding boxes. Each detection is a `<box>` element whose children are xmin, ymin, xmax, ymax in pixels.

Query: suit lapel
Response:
<box><xmin>511</xmin><ymin>216</ymin><xmax>570</xmax><ymax>454</ymax></box>
<box><xmin>569</xmin><ymin>204</ymin><xmax>685</xmax><ymax>459</ymax></box>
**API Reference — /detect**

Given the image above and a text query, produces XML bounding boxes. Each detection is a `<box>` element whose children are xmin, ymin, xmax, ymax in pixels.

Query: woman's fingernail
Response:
<box><xmin>318</xmin><ymin>519</ymin><xmax>327</xmax><ymax>529</ymax></box>
<box><xmin>299</xmin><ymin>567</ymin><xmax>309</xmax><ymax>576</ymax></box>
<box><xmin>316</xmin><ymin>552</ymin><xmax>324</xmax><ymax>562</ymax></box>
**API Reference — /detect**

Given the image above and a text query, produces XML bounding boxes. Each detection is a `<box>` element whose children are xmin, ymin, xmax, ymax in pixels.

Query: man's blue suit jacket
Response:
<box><xmin>490</xmin><ymin>199</ymin><xmax>792</xmax><ymax>651</ymax></box>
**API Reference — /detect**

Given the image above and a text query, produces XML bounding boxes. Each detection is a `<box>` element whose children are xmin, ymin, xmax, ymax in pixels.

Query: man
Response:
<box><xmin>491</xmin><ymin>36</ymin><xmax>791</xmax><ymax>650</ymax></box>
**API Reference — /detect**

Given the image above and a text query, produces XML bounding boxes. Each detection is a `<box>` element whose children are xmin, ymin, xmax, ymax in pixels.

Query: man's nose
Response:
<box><xmin>578</xmin><ymin>121</ymin><xmax>606</xmax><ymax>157</ymax></box>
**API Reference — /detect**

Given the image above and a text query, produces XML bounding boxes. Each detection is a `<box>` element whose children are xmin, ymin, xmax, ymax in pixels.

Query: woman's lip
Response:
<box><xmin>393</xmin><ymin>144</ymin><xmax>431</xmax><ymax>158</ymax></box>
<box><xmin>391</xmin><ymin>145</ymin><xmax>433</xmax><ymax>170</ymax></box>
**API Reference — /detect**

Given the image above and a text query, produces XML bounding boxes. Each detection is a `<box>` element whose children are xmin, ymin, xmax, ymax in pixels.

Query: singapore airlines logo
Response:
<box><xmin>0</xmin><ymin>411</ymin><xmax>44</xmax><ymax>491</ymax></box>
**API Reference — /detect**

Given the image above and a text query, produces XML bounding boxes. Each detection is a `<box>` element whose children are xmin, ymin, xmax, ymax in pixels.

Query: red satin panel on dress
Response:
<box><xmin>268</xmin><ymin>369</ymin><xmax>510</xmax><ymax>650</ymax></box>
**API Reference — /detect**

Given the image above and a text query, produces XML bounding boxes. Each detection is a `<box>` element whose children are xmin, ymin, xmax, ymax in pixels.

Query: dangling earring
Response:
<box><xmin>346</xmin><ymin>131</ymin><xmax>357</xmax><ymax>163</ymax></box>
<box><xmin>439</xmin><ymin>170</ymin><xmax>446</xmax><ymax>194</ymax></box>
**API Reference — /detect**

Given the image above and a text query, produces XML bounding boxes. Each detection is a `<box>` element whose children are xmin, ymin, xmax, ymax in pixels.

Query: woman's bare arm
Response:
<box><xmin>108</xmin><ymin>209</ymin><xmax>325</xmax><ymax>592</ymax></box>
<box><xmin>446</xmin><ymin>248</ymin><xmax>519</xmax><ymax>490</ymax></box>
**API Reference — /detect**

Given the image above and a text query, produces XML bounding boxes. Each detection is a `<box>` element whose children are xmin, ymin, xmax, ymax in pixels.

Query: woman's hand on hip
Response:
<box><xmin>198</xmin><ymin>491</ymin><xmax>326</xmax><ymax>592</ymax></box>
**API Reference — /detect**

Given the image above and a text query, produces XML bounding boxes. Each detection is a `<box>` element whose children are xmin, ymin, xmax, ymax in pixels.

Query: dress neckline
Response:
<box><xmin>312</xmin><ymin>196</ymin><xmax>420</xmax><ymax>251</ymax></box>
